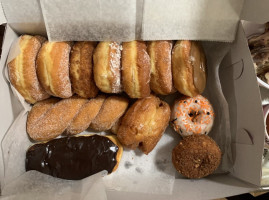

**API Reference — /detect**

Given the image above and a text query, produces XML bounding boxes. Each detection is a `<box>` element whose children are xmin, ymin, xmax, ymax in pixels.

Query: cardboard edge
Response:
<box><xmin>0</xmin><ymin>1</ymin><xmax>7</xmax><ymax>25</ymax></box>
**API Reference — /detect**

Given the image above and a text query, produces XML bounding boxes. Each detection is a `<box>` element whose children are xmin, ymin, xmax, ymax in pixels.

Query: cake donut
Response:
<box><xmin>172</xmin><ymin>40</ymin><xmax>207</xmax><ymax>97</ymax></box>
<box><xmin>172</xmin><ymin>134</ymin><xmax>221</xmax><ymax>179</ymax></box>
<box><xmin>36</xmin><ymin>41</ymin><xmax>72</xmax><ymax>98</ymax></box>
<box><xmin>148</xmin><ymin>40</ymin><xmax>174</xmax><ymax>95</ymax></box>
<box><xmin>117</xmin><ymin>95</ymin><xmax>171</xmax><ymax>154</ymax></box>
<box><xmin>8</xmin><ymin>35</ymin><xmax>50</xmax><ymax>104</ymax></box>
<box><xmin>171</xmin><ymin>95</ymin><xmax>214</xmax><ymax>137</ymax></box>
<box><xmin>122</xmin><ymin>41</ymin><xmax>151</xmax><ymax>98</ymax></box>
<box><xmin>93</xmin><ymin>41</ymin><xmax>122</xmax><ymax>93</ymax></box>
<box><xmin>26</xmin><ymin>134</ymin><xmax>123</xmax><ymax>180</ymax></box>
<box><xmin>70</xmin><ymin>41</ymin><xmax>99</xmax><ymax>98</ymax></box>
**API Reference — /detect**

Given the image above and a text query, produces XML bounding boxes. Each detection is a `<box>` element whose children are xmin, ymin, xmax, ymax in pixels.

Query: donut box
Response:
<box><xmin>0</xmin><ymin>0</ymin><xmax>268</xmax><ymax>199</ymax></box>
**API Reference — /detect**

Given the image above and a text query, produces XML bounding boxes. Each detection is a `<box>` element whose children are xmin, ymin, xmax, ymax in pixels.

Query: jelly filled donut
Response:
<box><xmin>172</xmin><ymin>40</ymin><xmax>207</xmax><ymax>97</ymax></box>
<box><xmin>171</xmin><ymin>95</ymin><xmax>214</xmax><ymax>137</ymax></box>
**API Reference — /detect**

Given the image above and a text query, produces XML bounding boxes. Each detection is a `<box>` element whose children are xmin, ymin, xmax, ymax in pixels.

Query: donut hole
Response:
<box><xmin>188</xmin><ymin>110</ymin><xmax>201</xmax><ymax>122</ymax></box>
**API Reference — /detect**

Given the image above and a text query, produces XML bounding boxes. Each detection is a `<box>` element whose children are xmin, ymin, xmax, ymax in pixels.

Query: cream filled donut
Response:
<box><xmin>171</xmin><ymin>95</ymin><xmax>214</xmax><ymax>137</ymax></box>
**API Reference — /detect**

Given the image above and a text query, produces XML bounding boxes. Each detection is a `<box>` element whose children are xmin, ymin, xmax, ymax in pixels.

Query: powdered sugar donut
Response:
<box><xmin>171</xmin><ymin>95</ymin><xmax>214</xmax><ymax>137</ymax></box>
<box><xmin>93</xmin><ymin>41</ymin><xmax>122</xmax><ymax>93</ymax></box>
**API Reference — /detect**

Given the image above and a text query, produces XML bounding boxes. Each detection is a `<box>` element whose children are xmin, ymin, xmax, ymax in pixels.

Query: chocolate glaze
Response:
<box><xmin>26</xmin><ymin>135</ymin><xmax>119</xmax><ymax>180</ymax></box>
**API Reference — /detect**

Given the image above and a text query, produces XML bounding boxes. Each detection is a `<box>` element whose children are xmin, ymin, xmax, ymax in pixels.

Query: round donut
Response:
<box><xmin>93</xmin><ymin>41</ymin><xmax>122</xmax><ymax>93</ymax></box>
<box><xmin>171</xmin><ymin>95</ymin><xmax>214</xmax><ymax>137</ymax></box>
<box><xmin>172</xmin><ymin>40</ymin><xmax>207</xmax><ymax>97</ymax></box>
<box><xmin>70</xmin><ymin>41</ymin><xmax>99</xmax><ymax>98</ymax></box>
<box><xmin>148</xmin><ymin>40</ymin><xmax>174</xmax><ymax>95</ymax></box>
<box><xmin>172</xmin><ymin>134</ymin><xmax>221</xmax><ymax>179</ymax></box>
<box><xmin>36</xmin><ymin>41</ymin><xmax>72</xmax><ymax>98</ymax></box>
<box><xmin>8</xmin><ymin>35</ymin><xmax>50</xmax><ymax>104</ymax></box>
<box><xmin>122</xmin><ymin>41</ymin><xmax>151</xmax><ymax>98</ymax></box>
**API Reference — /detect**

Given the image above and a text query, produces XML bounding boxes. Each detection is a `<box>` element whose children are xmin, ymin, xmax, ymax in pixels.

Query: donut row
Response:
<box><xmin>7</xmin><ymin>35</ymin><xmax>207</xmax><ymax>104</ymax></box>
<box><xmin>27</xmin><ymin>95</ymin><xmax>129</xmax><ymax>141</ymax></box>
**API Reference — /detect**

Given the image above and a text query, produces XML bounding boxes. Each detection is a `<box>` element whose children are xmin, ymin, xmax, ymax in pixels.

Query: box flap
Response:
<box><xmin>241</xmin><ymin>0</ymin><xmax>269</xmax><ymax>23</ymax></box>
<box><xmin>1</xmin><ymin>0</ymin><xmax>46</xmax><ymax>35</ymax></box>
<box><xmin>219</xmin><ymin>22</ymin><xmax>265</xmax><ymax>186</ymax></box>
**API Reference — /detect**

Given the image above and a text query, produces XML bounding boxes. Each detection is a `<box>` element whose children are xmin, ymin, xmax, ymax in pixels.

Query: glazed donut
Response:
<box><xmin>90</xmin><ymin>95</ymin><xmax>129</xmax><ymax>131</ymax></box>
<box><xmin>27</xmin><ymin>95</ymin><xmax>129</xmax><ymax>141</ymax></box>
<box><xmin>122</xmin><ymin>41</ymin><xmax>151</xmax><ymax>98</ymax></box>
<box><xmin>172</xmin><ymin>40</ymin><xmax>207</xmax><ymax>97</ymax></box>
<box><xmin>148</xmin><ymin>40</ymin><xmax>174</xmax><ymax>95</ymax></box>
<box><xmin>93</xmin><ymin>41</ymin><xmax>122</xmax><ymax>93</ymax></box>
<box><xmin>26</xmin><ymin>134</ymin><xmax>123</xmax><ymax>180</ymax></box>
<box><xmin>172</xmin><ymin>134</ymin><xmax>221</xmax><ymax>179</ymax></box>
<box><xmin>36</xmin><ymin>41</ymin><xmax>72</xmax><ymax>98</ymax></box>
<box><xmin>117</xmin><ymin>95</ymin><xmax>171</xmax><ymax>154</ymax></box>
<box><xmin>171</xmin><ymin>95</ymin><xmax>214</xmax><ymax>137</ymax></box>
<box><xmin>8</xmin><ymin>35</ymin><xmax>50</xmax><ymax>104</ymax></box>
<box><xmin>70</xmin><ymin>41</ymin><xmax>99</xmax><ymax>98</ymax></box>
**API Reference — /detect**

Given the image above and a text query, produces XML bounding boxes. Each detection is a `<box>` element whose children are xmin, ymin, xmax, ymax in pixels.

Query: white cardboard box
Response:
<box><xmin>0</xmin><ymin>0</ymin><xmax>269</xmax><ymax>199</ymax></box>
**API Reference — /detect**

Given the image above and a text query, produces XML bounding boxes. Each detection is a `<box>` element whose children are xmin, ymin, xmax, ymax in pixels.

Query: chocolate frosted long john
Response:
<box><xmin>26</xmin><ymin>135</ymin><xmax>122</xmax><ymax>180</ymax></box>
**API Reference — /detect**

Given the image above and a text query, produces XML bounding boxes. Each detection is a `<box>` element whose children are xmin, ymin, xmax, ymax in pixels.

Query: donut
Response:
<box><xmin>172</xmin><ymin>40</ymin><xmax>207</xmax><ymax>97</ymax></box>
<box><xmin>70</xmin><ymin>41</ymin><xmax>99</xmax><ymax>98</ymax></box>
<box><xmin>90</xmin><ymin>95</ymin><xmax>129</xmax><ymax>131</ymax></box>
<box><xmin>36</xmin><ymin>41</ymin><xmax>72</xmax><ymax>98</ymax></box>
<box><xmin>26</xmin><ymin>134</ymin><xmax>123</xmax><ymax>180</ymax></box>
<box><xmin>93</xmin><ymin>41</ymin><xmax>122</xmax><ymax>93</ymax></box>
<box><xmin>122</xmin><ymin>41</ymin><xmax>151</xmax><ymax>98</ymax></box>
<box><xmin>148</xmin><ymin>40</ymin><xmax>175</xmax><ymax>95</ymax></box>
<box><xmin>65</xmin><ymin>95</ymin><xmax>106</xmax><ymax>135</ymax></box>
<box><xmin>8</xmin><ymin>35</ymin><xmax>50</xmax><ymax>104</ymax></box>
<box><xmin>172</xmin><ymin>135</ymin><xmax>221</xmax><ymax>179</ymax></box>
<box><xmin>171</xmin><ymin>95</ymin><xmax>214</xmax><ymax>137</ymax></box>
<box><xmin>27</xmin><ymin>96</ymin><xmax>87</xmax><ymax>141</ymax></box>
<box><xmin>117</xmin><ymin>95</ymin><xmax>171</xmax><ymax>154</ymax></box>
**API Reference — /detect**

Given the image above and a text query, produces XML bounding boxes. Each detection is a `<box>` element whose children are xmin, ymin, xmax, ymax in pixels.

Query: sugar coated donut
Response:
<box><xmin>171</xmin><ymin>95</ymin><xmax>214</xmax><ymax>137</ymax></box>
<box><xmin>172</xmin><ymin>134</ymin><xmax>221</xmax><ymax>179</ymax></box>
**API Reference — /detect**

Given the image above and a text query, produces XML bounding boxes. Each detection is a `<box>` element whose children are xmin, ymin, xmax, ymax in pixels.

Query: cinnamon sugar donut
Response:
<box><xmin>27</xmin><ymin>97</ymin><xmax>86</xmax><ymax>141</ymax></box>
<box><xmin>171</xmin><ymin>95</ymin><xmax>214</xmax><ymax>137</ymax></box>
<box><xmin>65</xmin><ymin>95</ymin><xmax>106</xmax><ymax>135</ymax></box>
<box><xmin>93</xmin><ymin>41</ymin><xmax>122</xmax><ymax>93</ymax></box>
<box><xmin>36</xmin><ymin>41</ymin><xmax>72</xmax><ymax>98</ymax></box>
<box><xmin>172</xmin><ymin>40</ymin><xmax>207</xmax><ymax>97</ymax></box>
<box><xmin>70</xmin><ymin>41</ymin><xmax>98</xmax><ymax>98</ymax></box>
<box><xmin>90</xmin><ymin>95</ymin><xmax>129</xmax><ymax>131</ymax></box>
<box><xmin>122</xmin><ymin>41</ymin><xmax>151</xmax><ymax>98</ymax></box>
<box><xmin>8</xmin><ymin>35</ymin><xmax>50</xmax><ymax>104</ymax></box>
<box><xmin>148</xmin><ymin>40</ymin><xmax>174</xmax><ymax>95</ymax></box>
<box><xmin>172</xmin><ymin>135</ymin><xmax>221</xmax><ymax>179</ymax></box>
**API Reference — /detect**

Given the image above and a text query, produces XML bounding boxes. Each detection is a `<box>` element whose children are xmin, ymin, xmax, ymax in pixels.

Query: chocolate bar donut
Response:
<box><xmin>26</xmin><ymin>135</ymin><xmax>123</xmax><ymax>180</ymax></box>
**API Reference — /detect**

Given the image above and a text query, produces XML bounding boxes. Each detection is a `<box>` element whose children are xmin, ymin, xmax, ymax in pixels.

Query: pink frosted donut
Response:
<box><xmin>171</xmin><ymin>95</ymin><xmax>214</xmax><ymax>137</ymax></box>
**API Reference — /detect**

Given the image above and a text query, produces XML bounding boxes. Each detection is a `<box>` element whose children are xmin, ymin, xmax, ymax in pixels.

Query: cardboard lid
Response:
<box><xmin>241</xmin><ymin>0</ymin><xmax>269</xmax><ymax>23</ymax></box>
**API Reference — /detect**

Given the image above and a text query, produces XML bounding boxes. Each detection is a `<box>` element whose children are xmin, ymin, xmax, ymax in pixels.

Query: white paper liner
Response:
<box><xmin>39</xmin><ymin>0</ymin><xmax>244</xmax><ymax>42</ymax></box>
<box><xmin>1</xmin><ymin>40</ymin><xmax>233</xmax><ymax>197</ymax></box>
<box><xmin>142</xmin><ymin>0</ymin><xmax>244</xmax><ymax>42</ymax></box>
<box><xmin>1</xmin><ymin>0</ymin><xmax>46</xmax><ymax>35</ymax></box>
<box><xmin>1</xmin><ymin>171</ymin><xmax>107</xmax><ymax>200</ymax></box>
